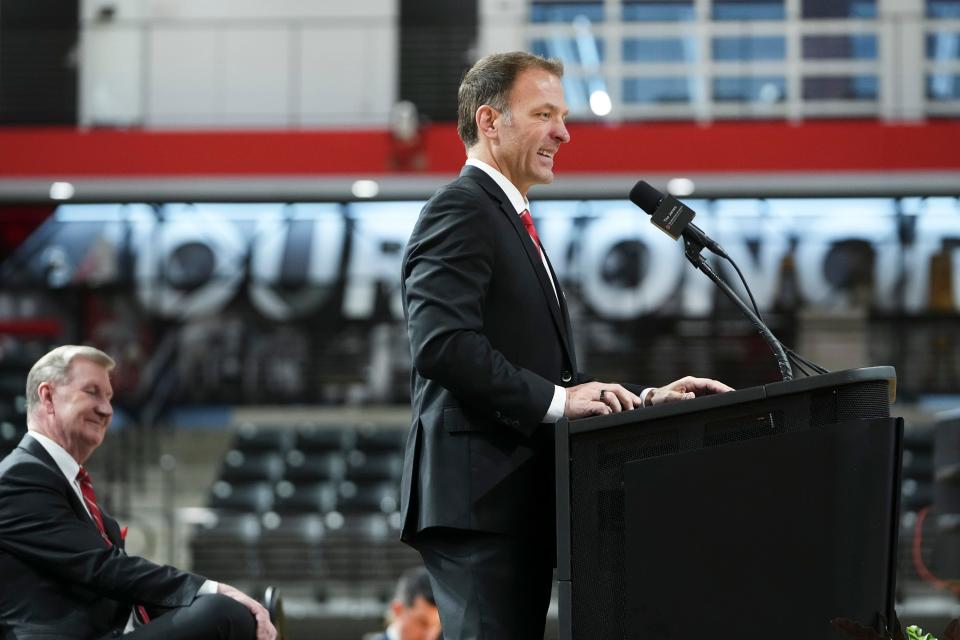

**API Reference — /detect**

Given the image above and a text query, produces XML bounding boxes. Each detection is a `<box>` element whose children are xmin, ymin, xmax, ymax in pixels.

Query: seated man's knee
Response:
<box><xmin>192</xmin><ymin>594</ymin><xmax>255</xmax><ymax>638</ymax></box>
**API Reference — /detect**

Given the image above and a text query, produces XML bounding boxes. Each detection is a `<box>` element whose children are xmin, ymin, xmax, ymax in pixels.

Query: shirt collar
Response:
<box><xmin>465</xmin><ymin>158</ymin><xmax>529</xmax><ymax>215</ymax></box>
<box><xmin>26</xmin><ymin>430</ymin><xmax>81</xmax><ymax>483</ymax></box>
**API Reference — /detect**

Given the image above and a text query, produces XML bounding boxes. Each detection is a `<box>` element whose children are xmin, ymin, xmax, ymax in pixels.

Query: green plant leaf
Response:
<box><xmin>906</xmin><ymin>625</ymin><xmax>936</xmax><ymax>640</ymax></box>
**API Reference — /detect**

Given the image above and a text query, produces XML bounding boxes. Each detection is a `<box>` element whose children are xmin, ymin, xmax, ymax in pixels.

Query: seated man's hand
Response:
<box><xmin>645</xmin><ymin>376</ymin><xmax>733</xmax><ymax>406</ymax></box>
<box><xmin>217</xmin><ymin>583</ymin><xmax>277</xmax><ymax>640</ymax></box>
<box><xmin>564</xmin><ymin>382</ymin><xmax>643</xmax><ymax>418</ymax></box>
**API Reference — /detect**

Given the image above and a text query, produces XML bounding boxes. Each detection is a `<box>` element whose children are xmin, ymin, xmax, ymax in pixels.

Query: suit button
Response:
<box><xmin>561</xmin><ymin>371</ymin><xmax>572</xmax><ymax>383</ymax></box>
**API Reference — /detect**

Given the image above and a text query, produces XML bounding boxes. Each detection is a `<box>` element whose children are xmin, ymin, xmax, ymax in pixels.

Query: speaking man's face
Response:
<box><xmin>491</xmin><ymin>67</ymin><xmax>570</xmax><ymax>196</ymax></box>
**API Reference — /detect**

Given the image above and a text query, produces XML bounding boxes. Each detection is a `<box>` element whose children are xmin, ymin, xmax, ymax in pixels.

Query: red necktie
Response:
<box><xmin>77</xmin><ymin>467</ymin><xmax>111</xmax><ymax>545</ymax></box>
<box><xmin>77</xmin><ymin>467</ymin><xmax>151</xmax><ymax>624</ymax></box>
<box><xmin>520</xmin><ymin>209</ymin><xmax>543</xmax><ymax>257</ymax></box>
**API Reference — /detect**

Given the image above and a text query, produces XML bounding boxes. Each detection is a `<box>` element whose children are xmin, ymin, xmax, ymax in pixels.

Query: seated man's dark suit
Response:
<box><xmin>0</xmin><ymin>435</ymin><xmax>243</xmax><ymax>640</ymax></box>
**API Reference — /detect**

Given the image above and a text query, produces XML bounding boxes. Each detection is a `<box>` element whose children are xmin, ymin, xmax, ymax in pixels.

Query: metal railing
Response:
<box><xmin>528</xmin><ymin>8</ymin><xmax>960</xmax><ymax>121</ymax></box>
<box><xmin>66</xmin><ymin>6</ymin><xmax>960</xmax><ymax>128</ymax></box>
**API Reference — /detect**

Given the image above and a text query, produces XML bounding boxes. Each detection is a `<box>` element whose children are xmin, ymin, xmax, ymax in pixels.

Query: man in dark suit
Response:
<box><xmin>400</xmin><ymin>52</ymin><xmax>732</xmax><ymax>639</ymax></box>
<box><xmin>0</xmin><ymin>345</ymin><xmax>276</xmax><ymax>640</ymax></box>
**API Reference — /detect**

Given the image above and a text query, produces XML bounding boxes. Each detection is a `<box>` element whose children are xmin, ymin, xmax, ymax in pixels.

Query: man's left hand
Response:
<box><xmin>217</xmin><ymin>583</ymin><xmax>277</xmax><ymax>640</ymax></box>
<box><xmin>646</xmin><ymin>376</ymin><xmax>733</xmax><ymax>406</ymax></box>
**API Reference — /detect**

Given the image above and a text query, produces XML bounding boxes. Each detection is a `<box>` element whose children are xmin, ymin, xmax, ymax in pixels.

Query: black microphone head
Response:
<box><xmin>629</xmin><ymin>181</ymin><xmax>664</xmax><ymax>216</ymax></box>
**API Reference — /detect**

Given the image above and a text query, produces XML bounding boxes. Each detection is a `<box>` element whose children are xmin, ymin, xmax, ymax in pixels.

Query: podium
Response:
<box><xmin>555</xmin><ymin>367</ymin><xmax>903</xmax><ymax>640</ymax></box>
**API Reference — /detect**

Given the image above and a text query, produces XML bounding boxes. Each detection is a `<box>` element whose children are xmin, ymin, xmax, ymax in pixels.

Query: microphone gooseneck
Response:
<box><xmin>629</xmin><ymin>180</ymin><xmax>795</xmax><ymax>382</ymax></box>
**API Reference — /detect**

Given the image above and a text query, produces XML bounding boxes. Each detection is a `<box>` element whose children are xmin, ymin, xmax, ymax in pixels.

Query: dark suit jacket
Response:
<box><xmin>0</xmin><ymin>434</ymin><xmax>205</xmax><ymax>640</ymax></box>
<box><xmin>400</xmin><ymin>165</ymin><xmax>589</xmax><ymax>546</ymax></box>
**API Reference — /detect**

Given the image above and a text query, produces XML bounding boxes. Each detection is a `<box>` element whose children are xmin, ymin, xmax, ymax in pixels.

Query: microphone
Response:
<box><xmin>628</xmin><ymin>181</ymin><xmax>728</xmax><ymax>259</ymax></box>
<box><xmin>629</xmin><ymin>179</ymin><xmax>794</xmax><ymax>381</ymax></box>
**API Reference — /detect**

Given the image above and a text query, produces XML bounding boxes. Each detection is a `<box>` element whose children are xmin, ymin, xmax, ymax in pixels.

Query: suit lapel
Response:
<box><xmin>18</xmin><ymin>434</ymin><xmax>121</xmax><ymax>546</ymax></box>
<box><xmin>463</xmin><ymin>166</ymin><xmax>575</xmax><ymax>368</ymax></box>
<box><xmin>542</xmin><ymin>250</ymin><xmax>579</xmax><ymax>373</ymax></box>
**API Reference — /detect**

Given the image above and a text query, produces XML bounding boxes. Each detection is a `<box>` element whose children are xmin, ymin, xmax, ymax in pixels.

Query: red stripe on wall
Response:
<box><xmin>0</xmin><ymin>120</ymin><xmax>957</xmax><ymax>177</ymax></box>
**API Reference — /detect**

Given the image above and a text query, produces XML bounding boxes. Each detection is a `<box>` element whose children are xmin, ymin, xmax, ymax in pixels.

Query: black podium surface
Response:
<box><xmin>555</xmin><ymin>367</ymin><xmax>902</xmax><ymax>640</ymax></box>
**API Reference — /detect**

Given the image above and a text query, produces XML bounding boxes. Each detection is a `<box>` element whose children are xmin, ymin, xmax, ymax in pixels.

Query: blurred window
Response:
<box><xmin>624</xmin><ymin>37</ymin><xmax>696</xmax><ymax>62</ymax></box>
<box><xmin>713</xmin><ymin>36</ymin><xmax>786</xmax><ymax>61</ymax></box>
<box><xmin>803</xmin><ymin>35</ymin><xmax>877</xmax><ymax>60</ymax></box>
<box><xmin>623</xmin><ymin>77</ymin><xmax>692</xmax><ymax>103</ymax></box>
<box><xmin>713</xmin><ymin>76</ymin><xmax>786</xmax><ymax>102</ymax></box>
<box><xmin>803</xmin><ymin>75</ymin><xmax>878</xmax><ymax>100</ymax></box>
<box><xmin>928</xmin><ymin>74</ymin><xmax>960</xmax><ymax>99</ymax></box>
<box><xmin>531</xmin><ymin>1</ymin><xmax>604</xmax><ymax>22</ymax></box>
<box><xmin>528</xmin><ymin>0</ymin><xmax>958</xmax><ymax>118</ymax></box>
<box><xmin>533</xmin><ymin>37</ymin><xmax>606</xmax><ymax>62</ymax></box>
<box><xmin>801</xmin><ymin>0</ymin><xmax>877</xmax><ymax>18</ymax></box>
<box><xmin>622</xmin><ymin>0</ymin><xmax>695</xmax><ymax>21</ymax></box>
<box><xmin>712</xmin><ymin>0</ymin><xmax>785</xmax><ymax>21</ymax></box>
<box><xmin>927</xmin><ymin>0</ymin><xmax>960</xmax><ymax>17</ymax></box>
<box><xmin>927</xmin><ymin>32</ymin><xmax>960</xmax><ymax>58</ymax></box>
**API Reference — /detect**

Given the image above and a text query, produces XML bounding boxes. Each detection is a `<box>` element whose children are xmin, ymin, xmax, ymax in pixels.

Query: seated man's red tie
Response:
<box><xmin>77</xmin><ymin>467</ymin><xmax>151</xmax><ymax>624</ymax></box>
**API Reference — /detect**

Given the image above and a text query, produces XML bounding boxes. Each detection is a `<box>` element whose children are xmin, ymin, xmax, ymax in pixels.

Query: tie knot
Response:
<box><xmin>77</xmin><ymin>467</ymin><xmax>91</xmax><ymax>485</ymax></box>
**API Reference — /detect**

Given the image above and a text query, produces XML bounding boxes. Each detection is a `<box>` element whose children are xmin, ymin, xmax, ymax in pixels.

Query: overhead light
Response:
<box><xmin>351</xmin><ymin>179</ymin><xmax>380</xmax><ymax>199</ymax></box>
<box><xmin>589</xmin><ymin>90</ymin><xmax>612</xmax><ymax>117</ymax></box>
<box><xmin>50</xmin><ymin>182</ymin><xmax>75</xmax><ymax>200</ymax></box>
<box><xmin>667</xmin><ymin>178</ymin><xmax>695</xmax><ymax>197</ymax></box>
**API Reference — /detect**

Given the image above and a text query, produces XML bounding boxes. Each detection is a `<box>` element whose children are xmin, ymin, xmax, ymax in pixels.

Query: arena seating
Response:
<box><xmin>191</xmin><ymin>423</ymin><xmax>418</xmax><ymax>598</ymax></box>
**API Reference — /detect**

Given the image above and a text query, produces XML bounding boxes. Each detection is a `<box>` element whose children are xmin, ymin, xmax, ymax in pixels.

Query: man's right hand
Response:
<box><xmin>217</xmin><ymin>583</ymin><xmax>277</xmax><ymax>640</ymax></box>
<box><xmin>564</xmin><ymin>382</ymin><xmax>642</xmax><ymax>418</ymax></box>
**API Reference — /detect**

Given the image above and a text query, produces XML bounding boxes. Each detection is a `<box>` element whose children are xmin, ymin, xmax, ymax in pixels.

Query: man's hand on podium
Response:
<box><xmin>564</xmin><ymin>382</ymin><xmax>643</xmax><ymax>418</ymax></box>
<box><xmin>645</xmin><ymin>376</ymin><xmax>734</xmax><ymax>406</ymax></box>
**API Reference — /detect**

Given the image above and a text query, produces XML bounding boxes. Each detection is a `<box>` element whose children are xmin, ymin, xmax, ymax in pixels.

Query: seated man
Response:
<box><xmin>0</xmin><ymin>345</ymin><xmax>276</xmax><ymax>640</ymax></box>
<box><xmin>370</xmin><ymin>567</ymin><xmax>440</xmax><ymax>640</ymax></box>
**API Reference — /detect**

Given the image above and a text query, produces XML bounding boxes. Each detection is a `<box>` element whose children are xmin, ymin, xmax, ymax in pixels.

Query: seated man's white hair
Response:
<box><xmin>25</xmin><ymin>345</ymin><xmax>115</xmax><ymax>417</ymax></box>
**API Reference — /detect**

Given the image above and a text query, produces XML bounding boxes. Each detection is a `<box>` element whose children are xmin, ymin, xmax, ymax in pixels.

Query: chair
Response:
<box><xmin>260</xmin><ymin>586</ymin><xmax>288</xmax><ymax>640</ymax></box>
<box><xmin>284</xmin><ymin>449</ymin><xmax>345</xmax><ymax>483</ymax></box>
<box><xmin>294</xmin><ymin>428</ymin><xmax>345</xmax><ymax>454</ymax></box>
<box><xmin>336</xmin><ymin>480</ymin><xmax>399</xmax><ymax>515</ymax></box>
<box><xmin>208</xmin><ymin>480</ymin><xmax>275</xmax><ymax>513</ymax></box>
<box><xmin>259</xmin><ymin>514</ymin><xmax>326</xmax><ymax>583</ymax></box>
<box><xmin>352</xmin><ymin>428</ymin><xmax>406</xmax><ymax>454</ymax></box>
<box><xmin>191</xmin><ymin>513</ymin><xmax>262</xmax><ymax>581</ymax></box>
<box><xmin>220</xmin><ymin>449</ymin><xmax>285</xmax><ymax>483</ymax></box>
<box><xmin>273</xmin><ymin>480</ymin><xmax>338</xmax><ymax>514</ymax></box>
<box><xmin>232</xmin><ymin>423</ymin><xmax>292</xmax><ymax>453</ymax></box>
<box><xmin>320</xmin><ymin>513</ymin><xmax>420</xmax><ymax>595</ymax></box>
<box><xmin>344</xmin><ymin>451</ymin><xmax>402</xmax><ymax>484</ymax></box>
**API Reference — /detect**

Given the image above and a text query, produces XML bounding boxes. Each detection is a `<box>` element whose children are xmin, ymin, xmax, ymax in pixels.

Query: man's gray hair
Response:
<box><xmin>25</xmin><ymin>345</ymin><xmax>115</xmax><ymax>415</ymax></box>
